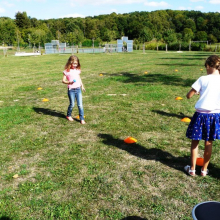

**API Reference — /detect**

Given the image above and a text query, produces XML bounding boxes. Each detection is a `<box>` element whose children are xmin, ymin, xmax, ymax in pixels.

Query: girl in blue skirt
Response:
<box><xmin>184</xmin><ymin>55</ymin><xmax>220</xmax><ymax>176</ymax></box>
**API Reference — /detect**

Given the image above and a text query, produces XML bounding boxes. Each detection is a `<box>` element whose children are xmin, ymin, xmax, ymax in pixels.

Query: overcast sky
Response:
<box><xmin>0</xmin><ymin>0</ymin><xmax>220</xmax><ymax>20</ymax></box>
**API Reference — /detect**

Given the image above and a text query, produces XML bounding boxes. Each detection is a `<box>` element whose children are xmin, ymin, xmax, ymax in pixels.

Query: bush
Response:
<box><xmin>168</xmin><ymin>42</ymin><xmax>189</xmax><ymax>51</ymax></box>
<box><xmin>82</xmin><ymin>39</ymin><xmax>100</xmax><ymax>47</ymax></box>
<box><xmin>191</xmin><ymin>42</ymin><xmax>207</xmax><ymax>51</ymax></box>
<box><xmin>145</xmin><ymin>42</ymin><xmax>157</xmax><ymax>50</ymax></box>
<box><xmin>158</xmin><ymin>44</ymin><xmax>166</xmax><ymax>50</ymax></box>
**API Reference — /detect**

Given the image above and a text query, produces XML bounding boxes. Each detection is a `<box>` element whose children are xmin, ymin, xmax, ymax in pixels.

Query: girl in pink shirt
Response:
<box><xmin>62</xmin><ymin>55</ymin><xmax>86</xmax><ymax>124</ymax></box>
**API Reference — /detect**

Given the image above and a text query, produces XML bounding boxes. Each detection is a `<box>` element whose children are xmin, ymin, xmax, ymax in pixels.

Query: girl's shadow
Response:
<box><xmin>33</xmin><ymin>107</ymin><xmax>66</xmax><ymax>118</ymax></box>
<box><xmin>98</xmin><ymin>133</ymin><xmax>220</xmax><ymax>179</ymax></box>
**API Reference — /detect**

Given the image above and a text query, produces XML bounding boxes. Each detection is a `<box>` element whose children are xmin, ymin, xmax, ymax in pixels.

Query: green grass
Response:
<box><xmin>1</xmin><ymin>50</ymin><xmax>220</xmax><ymax>219</ymax></box>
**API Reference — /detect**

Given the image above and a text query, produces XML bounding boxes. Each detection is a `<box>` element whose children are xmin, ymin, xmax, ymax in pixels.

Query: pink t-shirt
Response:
<box><xmin>63</xmin><ymin>68</ymin><xmax>81</xmax><ymax>89</ymax></box>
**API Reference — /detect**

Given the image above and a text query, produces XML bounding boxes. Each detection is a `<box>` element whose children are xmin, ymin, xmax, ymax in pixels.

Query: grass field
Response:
<box><xmin>1</xmin><ymin>49</ymin><xmax>220</xmax><ymax>220</ymax></box>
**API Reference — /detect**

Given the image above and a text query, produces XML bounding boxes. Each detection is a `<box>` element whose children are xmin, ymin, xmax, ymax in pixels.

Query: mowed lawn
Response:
<box><xmin>1</xmin><ymin>50</ymin><xmax>220</xmax><ymax>220</ymax></box>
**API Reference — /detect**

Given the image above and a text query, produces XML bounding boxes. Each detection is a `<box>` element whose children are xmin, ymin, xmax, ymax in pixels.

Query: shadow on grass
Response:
<box><xmin>0</xmin><ymin>217</ymin><xmax>13</xmax><ymax>220</ymax></box>
<box><xmin>159</xmin><ymin>58</ymin><xmax>205</xmax><ymax>62</ymax></box>
<box><xmin>33</xmin><ymin>107</ymin><xmax>66</xmax><ymax>118</ymax></box>
<box><xmin>121</xmin><ymin>217</ymin><xmax>147</xmax><ymax>220</ymax></box>
<box><xmin>98</xmin><ymin>133</ymin><xmax>220</xmax><ymax>179</ymax></box>
<box><xmin>110</xmin><ymin>72</ymin><xmax>195</xmax><ymax>87</ymax></box>
<box><xmin>152</xmin><ymin>110</ymin><xmax>192</xmax><ymax>120</ymax></box>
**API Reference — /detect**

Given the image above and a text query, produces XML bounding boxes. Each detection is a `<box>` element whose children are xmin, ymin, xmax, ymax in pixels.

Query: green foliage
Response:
<box><xmin>195</xmin><ymin>31</ymin><xmax>208</xmax><ymax>41</ymax></box>
<box><xmin>191</xmin><ymin>42</ymin><xmax>207</xmax><ymax>51</ymax></box>
<box><xmin>0</xmin><ymin>18</ymin><xmax>17</xmax><ymax>45</ymax></box>
<box><xmin>139</xmin><ymin>27</ymin><xmax>153</xmax><ymax>43</ymax></box>
<box><xmin>1</xmin><ymin>10</ymin><xmax>220</xmax><ymax>47</ymax></box>
<box><xmin>15</xmin><ymin>11</ymin><xmax>31</xmax><ymax>29</ymax></box>
<box><xmin>163</xmin><ymin>29</ymin><xmax>177</xmax><ymax>44</ymax></box>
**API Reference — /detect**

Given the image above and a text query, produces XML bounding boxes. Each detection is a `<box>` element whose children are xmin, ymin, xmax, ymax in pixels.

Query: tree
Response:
<box><xmin>15</xmin><ymin>11</ymin><xmax>31</xmax><ymax>29</ymax></box>
<box><xmin>182</xmin><ymin>28</ymin><xmax>194</xmax><ymax>42</ymax></box>
<box><xmin>163</xmin><ymin>29</ymin><xmax>177</xmax><ymax>45</ymax></box>
<box><xmin>208</xmin><ymin>34</ymin><xmax>218</xmax><ymax>43</ymax></box>
<box><xmin>29</xmin><ymin>29</ymin><xmax>47</xmax><ymax>45</ymax></box>
<box><xmin>0</xmin><ymin>18</ymin><xmax>17</xmax><ymax>45</ymax></box>
<box><xmin>139</xmin><ymin>28</ymin><xmax>153</xmax><ymax>43</ymax></box>
<box><xmin>195</xmin><ymin>31</ymin><xmax>207</xmax><ymax>41</ymax></box>
<box><xmin>184</xmin><ymin>18</ymin><xmax>196</xmax><ymax>33</ymax></box>
<box><xmin>196</xmin><ymin>17</ymin><xmax>208</xmax><ymax>31</ymax></box>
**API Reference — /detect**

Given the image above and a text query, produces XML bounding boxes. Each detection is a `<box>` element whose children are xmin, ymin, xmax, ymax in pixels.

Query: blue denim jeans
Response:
<box><xmin>67</xmin><ymin>88</ymin><xmax>84</xmax><ymax>120</ymax></box>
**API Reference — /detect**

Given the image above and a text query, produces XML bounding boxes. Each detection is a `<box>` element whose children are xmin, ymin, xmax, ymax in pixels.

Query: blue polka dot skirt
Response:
<box><xmin>186</xmin><ymin>112</ymin><xmax>220</xmax><ymax>141</ymax></box>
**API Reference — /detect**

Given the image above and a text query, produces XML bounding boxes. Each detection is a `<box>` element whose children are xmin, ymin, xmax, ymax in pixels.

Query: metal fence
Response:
<box><xmin>45</xmin><ymin>46</ymin><xmax>116</xmax><ymax>54</ymax></box>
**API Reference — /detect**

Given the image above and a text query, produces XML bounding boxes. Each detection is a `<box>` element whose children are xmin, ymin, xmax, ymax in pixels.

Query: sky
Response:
<box><xmin>0</xmin><ymin>0</ymin><xmax>220</xmax><ymax>20</ymax></box>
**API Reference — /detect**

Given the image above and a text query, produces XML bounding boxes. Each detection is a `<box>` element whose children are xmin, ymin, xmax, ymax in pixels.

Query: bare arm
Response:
<box><xmin>79</xmin><ymin>76</ymin><xmax>85</xmax><ymax>92</ymax></box>
<box><xmin>186</xmin><ymin>88</ymin><xmax>197</xmax><ymax>99</ymax></box>
<box><xmin>62</xmin><ymin>74</ymin><xmax>73</xmax><ymax>85</ymax></box>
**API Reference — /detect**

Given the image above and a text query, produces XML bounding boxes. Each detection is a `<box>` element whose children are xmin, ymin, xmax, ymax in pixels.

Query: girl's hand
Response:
<box><xmin>82</xmin><ymin>85</ymin><xmax>86</xmax><ymax>92</ymax></box>
<box><xmin>68</xmin><ymin>81</ymin><xmax>73</xmax><ymax>85</ymax></box>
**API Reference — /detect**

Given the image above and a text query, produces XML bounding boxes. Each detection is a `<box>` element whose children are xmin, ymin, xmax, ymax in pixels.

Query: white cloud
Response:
<box><xmin>178</xmin><ymin>6</ymin><xmax>192</xmax><ymax>10</ymax></box>
<box><xmin>0</xmin><ymin>7</ymin><xmax>6</xmax><ymax>13</ymax></box>
<box><xmin>2</xmin><ymin>1</ymin><xmax>15</xmax><ymax>7</ymax></box>
<box><xmin>69</xmin><ymin>0</ymin><xmax>145</xmax><ymax>6</ymax></box>
<box><xmin>195</xmin><ymin>5</ymin><xmax>204</xmax><ymax>9</ymax></box>
<box><xmin>61</xmin><ymin>13</ymin><xmax>86</xmax><ymax>18</ymax></box>
<box><xmin>144</xmin><ymin>1</ymin><xmax>169</xmax><ymax>7</ymax></box>
<box><xmin>209</xmin><ymin>0</ymin><xmax>220</xmax><ymax>3</ymax></box>
<box><xmin>190</xmin><ymin>0</ymin><xmax>205</xmax><ymax>2</ymax></box>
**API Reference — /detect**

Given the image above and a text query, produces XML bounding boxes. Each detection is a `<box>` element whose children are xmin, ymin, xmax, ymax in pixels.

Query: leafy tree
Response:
<box><xmin>184</xmin><ymin>18</ymin><xmax>196</xmax><ymax>32</ymax></box>
<box><xmin>163</xmin><ymin>29</ymin><xmax>177</xmax><ymax>44</ymax></box>
<box><xmin>211</xmin><ymin>28</ymin><xmax>220</xmax><ymax>42</ymax></box>
<box><xmin>29</xmin><ymin>29</ymin><xmax>47</xmax><ymax>45</ymax></box>
<box><xmin>208</xmin><ymin>34</ymin><xmax>218</xmax><ymax>43</ymax></box>
<box><xmin>182</xmin><ymin>28</ymin><xmax>194</xmax><ymax>42</ymax></box>
<box><xmin>155</xmin><ymin>32</ymin><xmax>162</xmax><ymax>41</ymax></box>
<box><xmin>195</xmin><ymin>31</ymin><xmax>207</xmax><ymax>41</ymax></box>
<box><xmin>15</xmin><ymin>11</ymin><xmax>31</xmax><ymax>29</ymax></box>
<box><xmin>197</xmin><ymin>17</ymin><xmax>208</xmax><ymax>31</ymax></box>
<box><xmin>0</xmin><ymin>18</ymin><xmax>17</xmax><ymax>45</ymax></box>
<box><xmin>173</xmin><ymin>13</ymin><xmax>185</xmax><ymax>32</ymax></box>
<box><xmin>139</xmin><ymin>28</ymin><xmax>153</xmax><ymax>43</ymax></box>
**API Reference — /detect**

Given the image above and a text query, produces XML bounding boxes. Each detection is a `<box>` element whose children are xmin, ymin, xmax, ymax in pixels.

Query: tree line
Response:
<box><xmin>0</xmin><ymin>10</ymin><xmax>220</xmax><ymax>48</ymax></box>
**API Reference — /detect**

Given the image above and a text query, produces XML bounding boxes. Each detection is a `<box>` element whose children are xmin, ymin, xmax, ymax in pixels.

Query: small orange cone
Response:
<box><xmin>196</xmin><ymin>157</ymin><xmax>204</xmax><ymax>166</ymax></box>
<box><xmin>13</xmin><ymin>174</ymin><xmax>19</xmax><ymax>179</ymax></box>
<box><xmin>124</xmin><ymin>137</ymin><xmax>137</xmax><ymax>144</ymax></box>
<box><xmin>42</xmin><ymin>98</ymin><xmax>49</xmax><ymax>102</ymax></box>
<box><xmin>76</xmin><ymin>115</ymin><xmax>86</xmax><ymax>119</ymax></box>
<box><xmin>181</xmin><ymin>117</ymin><xmax>191</xmax><ymax>122</ymax></box>
<box><xmin>37</xmin><ymin>87</ymin><xmax>43</xmax><ymax>90</ymax></box>
<box><xmin>175</xmin><ymin>97</ymin><xmax>183</xmax><ymax>100</ymax></box>
<box><xmin>99</xmin><ymin>73</ymin><xmax>103</xmax><ymax>76</ymax></box>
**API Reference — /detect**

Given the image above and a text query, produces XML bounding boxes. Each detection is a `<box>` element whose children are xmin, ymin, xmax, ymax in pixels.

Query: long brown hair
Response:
<box><xmin>205</xmin><ymin>55</ymin><xmax>220</xmax><ymax>72</ymax></box>
<box><xmin>64</xmin><ymin>55</ymin><xmax>81</xmax><ymax>71</ymax></box>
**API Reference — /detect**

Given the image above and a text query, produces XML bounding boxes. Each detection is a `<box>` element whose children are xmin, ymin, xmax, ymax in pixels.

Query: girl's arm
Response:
<box><xmin>79</xmin><ymin>76</ymin><xmax>85</xmax><ymax>92</ymax></box>
<box><xmin>186</xmin><ymin>88</ymin><xmax>197</xmax><ymax>99</ymax></box>
<box><xmin>62</xmin><ymin>74</ymin><xmax>73</xmax><ymax>85</ymax></box>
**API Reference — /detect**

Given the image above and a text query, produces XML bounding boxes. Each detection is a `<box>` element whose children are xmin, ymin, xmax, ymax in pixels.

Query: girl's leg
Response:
<box><xmin>191</xmin><ymin>140</ymin><xmax>199</xmax><ymax>170</ymax></box>
<box><xmin>75</xmin><ymin>88</ymin><xmax>85</xmax><ymax>123</ymax></box>
<box><xmin>67</xmin><ymin>89</ymin><xmax>75</xmax><ymax>117</ymax></box>
<box><xmin>202</xmin><ymin>140</ymin><xmax>213</xmax><ymax>172</ymax></box>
